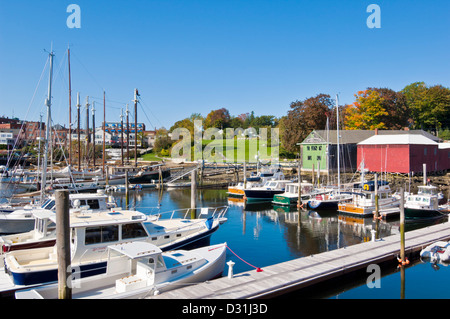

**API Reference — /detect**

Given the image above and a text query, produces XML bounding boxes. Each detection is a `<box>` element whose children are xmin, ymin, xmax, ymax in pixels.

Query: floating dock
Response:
<box><xmin>148</xmin><ymin>219</ymin><xmax>450</xmax><ymax>299</ymax></box>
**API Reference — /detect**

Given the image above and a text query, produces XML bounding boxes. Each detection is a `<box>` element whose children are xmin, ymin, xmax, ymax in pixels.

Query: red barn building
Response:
<box><xmin>357</xmin><ymin>134</ymin><xmax>450</xmax><ymax>174</ymax></box>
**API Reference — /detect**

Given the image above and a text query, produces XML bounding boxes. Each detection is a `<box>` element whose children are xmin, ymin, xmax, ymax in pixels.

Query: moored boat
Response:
<box><xmin>403</xmin><ymin>185</ymin><xmax>450</xmax><ymax>220</ymax></box>
<box><xmin>243</xmin><ymin>180</ymin><xmax>291</xmax><ymax>202</ymax></box>
<box><xmin>15</xmin><ymin>241</ymin><xmax>227</xmax><ymax>299</ymax></box>
<box><xmin>420</xmin><ymin>241</ymin><xmax>450</xmax><ymax>263</ymax></box>
<box><xmin>338</xmin><ymin>181</ymin><xmax>400</xmax><ymax>217</ymax></box>
<box><xmin>272</xmin><ymin>182</ymin><xmax>315</xmax><ymax>206</ymax></box>
<box><xmin>2</xmin><ymin>206</ymin><xmax>228</xmax><ymax>287</ymax></box>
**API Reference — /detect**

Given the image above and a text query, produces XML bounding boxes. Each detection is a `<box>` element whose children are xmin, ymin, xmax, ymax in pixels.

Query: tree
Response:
<box><xmin>402</xmin><ymin>82</ymin><xmax>450</xmax><ymax>130</ymax></box>
<box><xmin>366</xmin><ymin>87</ymin><xmax>410</xmax><ymax>129</ymax></box>
<box><xmin>204</xmin><ymin>108</ymin><xmax>231</xmax><ymax>129</ymax></box>
<box><xmin>344</xmin><ymin>90</ymin><xmax>388</xmax><ymax>130</ymax></box>
<box><xmin>281</xmin><ymin>94</ymin><xmax>333</xmax><ymax>153</ymax></box>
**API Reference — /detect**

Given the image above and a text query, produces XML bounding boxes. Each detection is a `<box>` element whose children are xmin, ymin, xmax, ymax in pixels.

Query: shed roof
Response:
<box><xmin>302</xmin><ymin>129</ymin><xmax>441</xmax><ymax>145</ymax></box>
<box><xmin>358</xmin><ymin>134</ymin><xmax>438</xmax><ymax>145</ymax></box>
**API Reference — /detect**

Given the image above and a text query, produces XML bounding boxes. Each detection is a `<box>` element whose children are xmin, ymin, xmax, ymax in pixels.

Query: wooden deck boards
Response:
<box><xmin>148</xmin><ymin>220</ymin><xmax>450</xmax><ymax>299</ymax></box>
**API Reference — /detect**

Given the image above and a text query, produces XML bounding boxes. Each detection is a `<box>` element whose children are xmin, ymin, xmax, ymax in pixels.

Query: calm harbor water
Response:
<box><xmin>1</xmin><ymin>185</ymin><xmax>449</xmax><ymax>299</ymax></box>
<box><xmin>117</xmin><ymin>187</ymin><xmax>450</xmax><ymax>299</ymax></box>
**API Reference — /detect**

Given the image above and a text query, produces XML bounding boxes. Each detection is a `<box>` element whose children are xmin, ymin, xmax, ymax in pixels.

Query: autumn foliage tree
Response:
<box><xmin>344</xmin><ymin>90</ymin><xmax>388</xmax><ymax>130</ymax></box>
<box><xmin>281</xmin><ymin>94</ymin><xmax>333</xmax><ymax>153</ymax></box>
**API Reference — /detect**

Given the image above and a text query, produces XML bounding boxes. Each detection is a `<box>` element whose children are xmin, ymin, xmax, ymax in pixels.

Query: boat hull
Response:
<box><xmin>307</xmin><ymin>200</ymin><xmax>338</xmax><ymax>210</ymax></box>
<box><xmin>404</xmin><ymin>207</ymin><xmax>448</xmax><ymax>220</ymax></box>
<box><xmin>244</xmin><ymin>189</ymin><xmax>285</xmax><ymax>202</ymax></box>
<box><xmin>129</xmin><ymin>170</ymin><xmax>170</xmax><ymax>184</ymax></box>
<box><xmin>272</xmin><ymin>195</ymin><xmax>297</xmax><ymax>206</ymax></box>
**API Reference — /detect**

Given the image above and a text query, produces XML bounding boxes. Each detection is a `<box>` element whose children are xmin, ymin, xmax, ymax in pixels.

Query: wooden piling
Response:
<box><xmin>191</xmin><ymin>169</ymin><xmax>197</xmax><ymax>219</ymax></box>
<box><xmin>55</xmin><ymin>190</ymin><xmax>71</xmax><ymax>299</ymax></box>
<box><xmin>399</xmin><ymin>187</ymin><xmax>405</xmax><ymax>262</ymax></box>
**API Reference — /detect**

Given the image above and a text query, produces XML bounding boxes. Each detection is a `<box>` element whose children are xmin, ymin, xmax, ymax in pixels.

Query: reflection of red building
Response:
<box><xmin>357</xmin><ymin>134</ymin><xmax>450</xmax><ymax>174</ymax></box>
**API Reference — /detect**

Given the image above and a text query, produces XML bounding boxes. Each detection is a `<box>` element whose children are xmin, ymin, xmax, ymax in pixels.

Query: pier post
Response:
<box><xmin>191</xmin><ymin>169</ymin><xmax>197</xmax><ymax>218</ymax></box>
<box><xmin>125</xmin><ymin>171</ymin><xmax>129</xmax><ymax>208</ymax></box>
<box><xmin>55</xmin><ymin>190</ymin><xmax>71</xmax><ymax>299</ymax></box>
<box><xmin>423</xmin><ymin>163</ymin><xmax>427</xmax><ymax>185</ymax></box>
<box><xmin>227</xmin><ymin>260</ymin><xmax>235</xmax><ymax>279</ymax></box>
<box><xmin>399</xmin><ymin>187</ymin><xmax>405</xmax><ymax>263</ymax></box>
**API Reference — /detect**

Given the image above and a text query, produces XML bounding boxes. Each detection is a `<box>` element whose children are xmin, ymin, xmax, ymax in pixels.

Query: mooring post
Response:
<box><xmin>191</xmin><ymin>169</ymin><xmax>197</xmax><ymax>218</ymax></box>
<box><xmin>227</xmin><ymin>260</ymin><xmax>235</xmax><ymax>279</ymax></box>
<box><xmin>56</xmin><ymin>190</ymin><xmax>71</xmax><ymax>299</ymax></box>
<box><xmin>374</xmin><ymin>173</ymin><xmax>379</xmax><ymax>219</ymax></box>
<box><xmin>125</xmin><ymin>170</ymin><xmax>129</xmax><ymax>208</ymax></box>
<box><xmin>400</xmin><ymin>187</ymin><xmax>405</xmax><ymax>263</ymax></box>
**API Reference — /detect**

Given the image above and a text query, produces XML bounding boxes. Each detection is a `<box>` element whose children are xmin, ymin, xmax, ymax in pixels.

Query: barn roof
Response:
<box><xmin>302</xmin><ymin>129</ymin><xmax>441</xmax><ymax>145</ymax></box>
<box><xmin>358</xmin><ymin>134</ymin><xmax>438</xmax><ymax>145</ymax></box>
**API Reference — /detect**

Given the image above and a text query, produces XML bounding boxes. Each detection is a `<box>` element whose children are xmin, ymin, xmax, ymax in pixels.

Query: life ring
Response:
<box><xmin>363</xmin><ymin>184</ymin><xmax>370</xmax><ymax>191</ymax></box>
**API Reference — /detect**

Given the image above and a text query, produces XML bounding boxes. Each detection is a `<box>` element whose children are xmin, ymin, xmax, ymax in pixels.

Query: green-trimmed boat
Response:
<box><xmin>272</xmin><ymin>182</ymin><xmax>315</xmax><ymax>206</ymax></box>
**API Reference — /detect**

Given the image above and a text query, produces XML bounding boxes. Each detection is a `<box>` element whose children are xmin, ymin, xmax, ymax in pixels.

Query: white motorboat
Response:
<box><xmin>2</xmin><ymin>206</ymin><xmax>228</xmax><ymax>288</ymax></box>
<box><xmin>403</xmin><ymin>185</ymin><xmax>449</xmax><ymax>220</ymax></box>
<box><xmin>15</xmin><ymin>241</ymin><xmax>226</xmax><ymax>299</ymax></box>
<box><xmin>243</xmin><ymin>179</ymin><xmax>291</xmax><ymax>202</ymax></box>
<box><xmin>420</xmin><ymin>241</ymin><xmax>450</xmax><ymax>263</ymax></box>
<box><xmin>227</xmin><ymin>168</ymin><xmax>285</xmax><ymax>198</ymax></box>
<box><xmin>338</xmin><ymin>181</ymin><xmax>400</xmax><ymax>217</ymax></box>
<box><xmin>0</xmin><ymin>192</ymin><xmax>117</xmax><ymax>234</ymax></box>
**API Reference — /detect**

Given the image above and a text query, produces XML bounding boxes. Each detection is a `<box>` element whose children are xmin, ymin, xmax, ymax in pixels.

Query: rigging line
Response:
<box><xmin>70</xmin><ymin>50</ymin><xmax>105</xmax><ymax>92</ymax></box>
<box><xmin>6</xmin><ymin>55</ymin><xmax>50</xmax><ymax>168</ymax></box>
<box><xmin>139</xmin><ymin>102</ymin><xmax>154</xmax><ymax>129</ymax></box>
<box><xmin>138</xmin><ymin>96</ymin><xmax>163</xmax><ymax>129</ymax></box>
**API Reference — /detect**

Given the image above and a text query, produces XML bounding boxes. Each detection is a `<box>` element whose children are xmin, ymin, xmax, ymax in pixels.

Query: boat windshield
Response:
<box><xmin>418</xmin><ymin>186</ymin><xmax>437</xmax><ymax>195</ymax></box>
<box><xmin>41</xmin><ymin>199</ymin><xmax>55</xmax><ymax>210</ymax></box>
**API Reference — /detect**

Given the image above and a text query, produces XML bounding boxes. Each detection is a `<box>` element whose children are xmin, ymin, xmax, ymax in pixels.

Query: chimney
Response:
<box><xmin>375</xmin><ymin>128</ymin><xmax>378</xmax><ymax>135</ymax></box>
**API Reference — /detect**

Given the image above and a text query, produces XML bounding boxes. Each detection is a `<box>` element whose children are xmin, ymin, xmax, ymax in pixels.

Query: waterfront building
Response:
<box><xmin>357</xmin><ymin>134</ymin><xmax>450</xmax><ymax>174</ymax></box>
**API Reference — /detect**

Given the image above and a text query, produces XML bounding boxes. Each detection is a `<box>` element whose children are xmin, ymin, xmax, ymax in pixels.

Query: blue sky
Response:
<box><xmin>1</xmin><ymin>0</ymin><xmax>449</xmax><ymax>130</ymax></box>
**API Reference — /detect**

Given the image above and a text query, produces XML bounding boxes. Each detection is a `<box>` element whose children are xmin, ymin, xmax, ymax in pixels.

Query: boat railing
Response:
<box><xmin>149</xmin><ymin>206</ymin><xmax>229</xmax><ymax>222</ymax></box>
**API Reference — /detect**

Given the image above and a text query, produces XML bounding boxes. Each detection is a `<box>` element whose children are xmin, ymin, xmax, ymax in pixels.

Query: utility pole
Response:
<box><xmin>133</xmin><ymin>88</ymin><xmax>139</xmax><ymax>168</ymax></box>
<box><xmin>77</xmin><ymin>92</ymin><xmax>81</xmax><ymax>171</ymax></box>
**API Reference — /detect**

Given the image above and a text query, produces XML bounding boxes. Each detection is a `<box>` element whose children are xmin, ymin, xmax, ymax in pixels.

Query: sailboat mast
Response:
<box><xmin>77</xmin><ymin>92</ymin><xmax>81</xmax><ymax>170</ymax></box>
<box><xmin>92</xmin><ymin>101</ymin><xmax>96</xmax><ymax>168</ymax></box>
<box><xmin>134</xmin><ymin>88</ymin><xmax>138</xmax><ymax>168</ymax></box>
<box><xmin>336</xmin><ymin>94</ymin><xmax>340</xmax><ymax>195</ymax></box>
<box><xmin>102</xmin><ymin>91</ymin><xmax>106</xmax><ymax>176</ymax></box>
<box><xmin>40</xmin><ymin>50</ymin><xmax>54</xmax><ymax>202</ymax></box>
<box><xmin>85</xmin><ymin>96</ymin><xmax>90</xmax><ymax>169</ymax></box>
<box><xmin>120</xmin><ymin>108</ymin><xmax>124</xmax><ymax>165</ymax></box>
<box><xmin>68</xmin><ymin>47</ymin><xmax>72</xmax><ymax>167</ymax></box>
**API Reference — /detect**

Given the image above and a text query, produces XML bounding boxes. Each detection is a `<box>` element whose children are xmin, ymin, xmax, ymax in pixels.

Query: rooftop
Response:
<box><xmin>358</xmin><ymin>134</ymin><xmax>438</xmax><ymax>145</ymax></box>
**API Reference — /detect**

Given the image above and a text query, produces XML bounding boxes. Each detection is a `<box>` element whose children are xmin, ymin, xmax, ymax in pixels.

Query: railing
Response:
<box><xmin>148</xmin><ymin>205</ymin><xmax>228</xmax><ymax>222</ymax></box>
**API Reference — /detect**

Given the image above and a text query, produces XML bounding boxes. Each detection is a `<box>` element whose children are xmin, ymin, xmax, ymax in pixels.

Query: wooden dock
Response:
<box><xmin>148</xmin><ymin>219</ymin><xmax>450</xmax><ymax>299</ymax></box>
